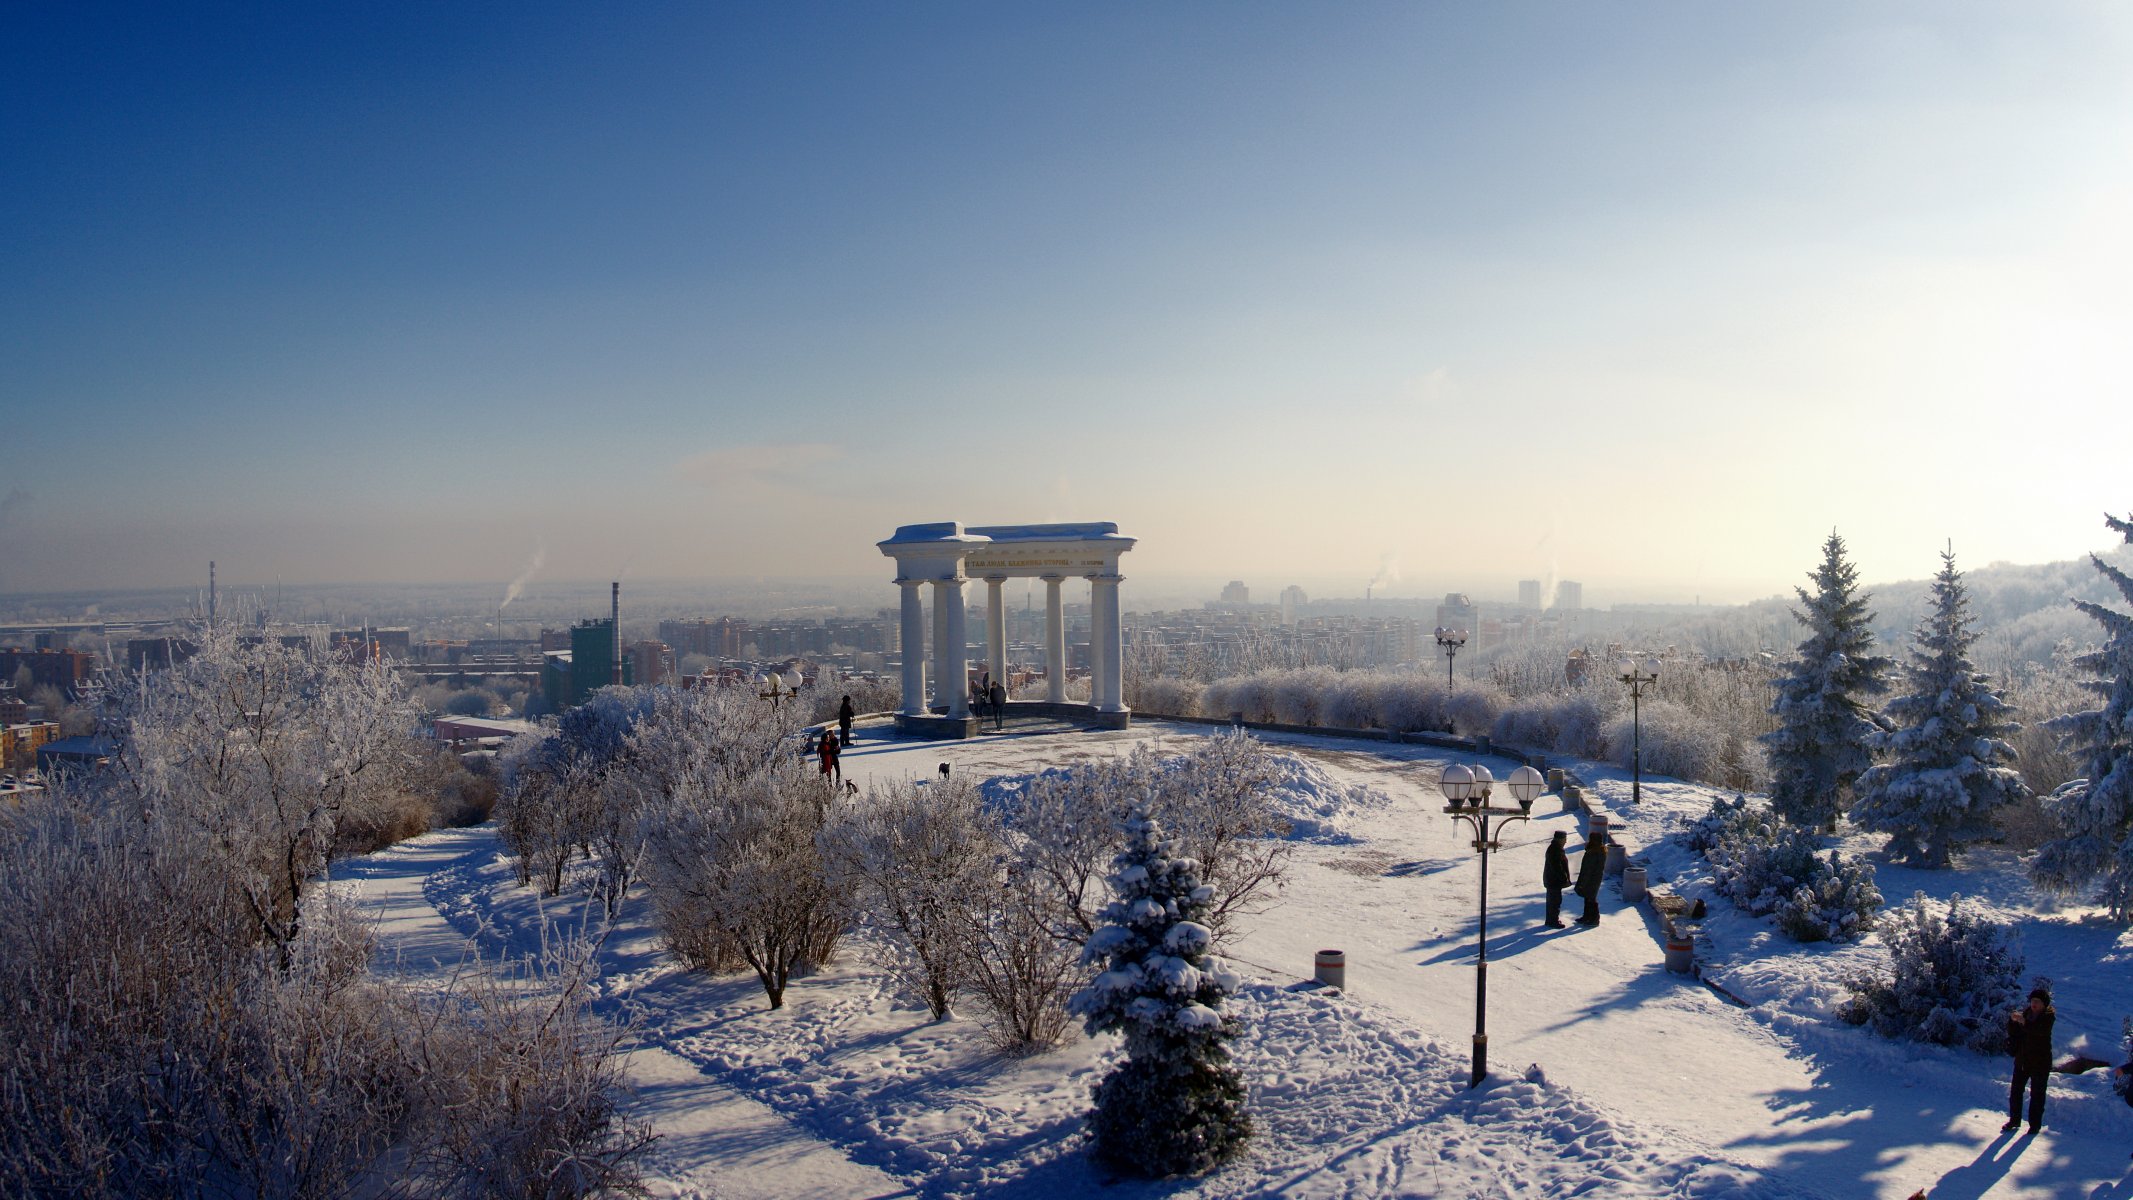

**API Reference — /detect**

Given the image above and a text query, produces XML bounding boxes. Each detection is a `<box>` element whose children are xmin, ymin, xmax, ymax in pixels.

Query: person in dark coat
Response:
<box><xmin>1574</xmin><ymin>832</ymin><xmax>1607</xmax><ymax>926</ymax></box>
<box><xmin>987</xmin><ymin>679</ymin><xmax>1006</xmax><ymax>731</ymax></box>
<box><xmin>838</xmin><ymin>694</ymin><xmax>855</xmax><ymax>747</ymax></box>
<box><xmin>2005</xmin><ymin>987</ymin><xmax>2055</xmax><ymax>1133</ymax></box>
<box><xmin>1542</xmin><ymin>831</ymin><xmax>1571</xmax><ymax>929</ymax></box>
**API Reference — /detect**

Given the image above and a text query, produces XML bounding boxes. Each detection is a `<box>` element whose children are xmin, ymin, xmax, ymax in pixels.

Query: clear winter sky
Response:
<box><xmin>4</xmin><ymin>3</ymin><xmax>2131</xmax><ymax>603</ymax></box>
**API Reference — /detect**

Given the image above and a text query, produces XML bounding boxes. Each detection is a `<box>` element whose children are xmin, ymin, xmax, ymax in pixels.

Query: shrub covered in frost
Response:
<box><xmin>960</xmin><ymin>860</ymin><xmax>1085</xmax><ymax>1053</ymax></box>
<box><xmin>1494</xmin><ymin>690</ymin><xmax>1613</xmax><ymax>759</ymax></box>
<box><xmin>0</xmin><ymin>789</ymin><xmax>649</xmax><ymax>1199</ymax></box>
<box><xmin>1005</xmin><ymin>733</ymin><xmax>1291</xmax><ymax>945</ymax></box>
<box><xmin>823</xmin><ymin>775</ymin><xmax>1000</xmax><ymax>1021</ymax></box>
<box><xmin>1774</xmin><ymin>850</ymin><xmax>1883</xmax><ymax>944</ymax></box>
<box><xmin>1840</xmin><ymin>892</ymin><xmax>2024</xmax><ymax>1054</ymax></box>
<box><xmin>1688</xmin><ymin>794</ymin><xmax>1881</xmax><ymax>942</ymax></box>
<box><xmin>1606</xmin><ymin>698</ymin><xmax>1730</xmax><ymax>788</ymax></box>
<box><xmin>1069</xmin><ymin>810</ymin><xmax>1251</xmax><ymax>1176</ymax></box>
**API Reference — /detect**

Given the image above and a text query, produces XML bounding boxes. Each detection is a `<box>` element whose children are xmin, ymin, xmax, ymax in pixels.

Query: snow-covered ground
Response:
<box><xmin>333</xmin><ymin>717</ymin><xmax>2133</xmax><ymax>1199</ymax></box>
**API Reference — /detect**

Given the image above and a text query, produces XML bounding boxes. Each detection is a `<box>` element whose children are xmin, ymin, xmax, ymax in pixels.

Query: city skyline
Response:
<box><xmin>5</xmin><ymin>4</ymin><xmax>2131</xmax><ymax>600</ymax></box>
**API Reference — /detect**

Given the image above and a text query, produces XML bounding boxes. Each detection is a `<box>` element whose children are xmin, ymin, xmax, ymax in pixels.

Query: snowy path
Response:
<box><xmin>332</xmin><ymin>826</ymin><xmax>912</xmax><ymax>1200</ymax></box>
<box><xmin>846</xmin><ymin>718</ymin><xmax>2133</xmax><ymax>1200</ymax></box>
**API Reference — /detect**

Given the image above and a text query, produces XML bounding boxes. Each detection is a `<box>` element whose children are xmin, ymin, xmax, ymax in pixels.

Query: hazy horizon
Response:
<box><xmin>6</xmin><ymin>5</ymin><xmax>2130</xmax><ymax>599</ymax></box>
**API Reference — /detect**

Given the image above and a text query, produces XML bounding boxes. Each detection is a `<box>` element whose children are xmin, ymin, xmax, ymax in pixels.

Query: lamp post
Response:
<box><xmin>1434</xmin><ymin>627</ymin><xmax>1468</xmax><ymax>692</ymax></box>
<box><xmin>1616</xmin><ymin>657</ymin><xmax>1660</xmax><ymax>804</ymax></box>
<box><xmin>1441</xmin><ymin>761</ymin><xmax>1547</xmax><ymax>1088</ymax></box>
<box><xmin>758</xmin><ymin>667</ymin><xmax>803</xmax><ymax>712</ymax></box>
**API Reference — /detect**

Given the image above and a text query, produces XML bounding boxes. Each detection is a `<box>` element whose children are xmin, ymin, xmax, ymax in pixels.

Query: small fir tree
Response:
<box><xmin>1069</xmin><ymin>810</ymin><xmax>1251</xmax><ymax>1177</ymax></box>
<box><xmin>1851</xmin><ymin>548</ymin><xmax>2031</xmax><ymax>867</ymax></box>
<box><xmin>2032</xmin><ymin>511</ymin><xmax>2133</xmax><ymax>921</ymax></box>
<box><xmin>1763</xmin><ymin>531</ymin><xmax>1893</xmax><ymax>830</ymax></box>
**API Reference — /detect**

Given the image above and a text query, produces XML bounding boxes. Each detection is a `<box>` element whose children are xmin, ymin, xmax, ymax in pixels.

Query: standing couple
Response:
<box><xmin>1542</xmin><ymin>829</ymin><xmax>1608</xmax><ymax>929</ymax></box>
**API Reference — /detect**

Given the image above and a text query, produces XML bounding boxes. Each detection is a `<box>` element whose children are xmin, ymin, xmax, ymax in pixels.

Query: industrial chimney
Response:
<box><xmin>209</xmin><ymin>561</ymin><xmax>217</xmax><ymax>628</ymax></box>
<box><xmin>611</xmin><ymin>581</ymin><xmax>623</xmax><ymax>686</ymax></box>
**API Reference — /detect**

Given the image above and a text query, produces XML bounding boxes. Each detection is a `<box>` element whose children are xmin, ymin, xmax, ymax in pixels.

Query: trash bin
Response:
<box><xmin>1621</xmin><ymin>864</ymin><xmax>1647</xmax><ymax>903</ymax></box>
<box><xmin>1664</xmin><ymin>932</ymin><xmax>1695</xmax><ymax>974</ymax></box>
<box><xmin>1314</xmin><ymin>949</ymin><xmax>1346</xmax><ymax>991</ymax></box>
<box><xmin>1606</xmin><ymin>840</ymin><xmax>1627</xmax><ymax>877</ymax></box>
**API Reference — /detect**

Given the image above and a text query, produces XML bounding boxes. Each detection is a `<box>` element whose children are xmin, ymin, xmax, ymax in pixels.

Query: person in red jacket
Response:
<box><xmin>2003</xmin><ymin>986</ymin><xmax>2055</xmax><ymax>1134</ymax></box>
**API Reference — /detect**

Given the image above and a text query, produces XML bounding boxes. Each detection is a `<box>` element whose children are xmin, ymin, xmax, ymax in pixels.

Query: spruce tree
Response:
<box><xmin>1763</xmin><ymin>531</ymin><xmax>1892</xmax><ymax>830</ymax></box>
<box><xmin>1851</xmin><ymin>548</ymin><xmax>2030</xmax><ymax>867</ymax></box>
<box><xmin>2032</xmin><ymin>511</ymin><xmax>2133</xmax><ymax>921</ymax></box>
<box><xmin>1069</xmin><ymin>810</ymin><xmax>1251</xmax><ymax>1176</ymax></box>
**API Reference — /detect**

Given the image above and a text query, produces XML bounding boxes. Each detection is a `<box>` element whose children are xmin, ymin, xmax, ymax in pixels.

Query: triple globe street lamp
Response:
<box><xmin>1439</xmin><ymin>761</ymin><xmax>1548</xmax><ymax>1089</ymax></box>
<box><xmin>758</xmin><ymin>667</ymin><xmax>805</xmax><ymax>711</ymax></box>
<box><xmin>1616</xmin><ymin>656</ymin><xmax>1660</xmax><ymax>804</ymax></box>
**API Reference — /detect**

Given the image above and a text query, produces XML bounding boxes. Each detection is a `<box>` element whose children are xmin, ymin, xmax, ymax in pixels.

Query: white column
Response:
<box><xmin>943</xmin><ymin>577</ymin><xmax>970</xmax><ymax>718</ymax></box>
<box><xmin>1094</xmin><ymin>573</ymin><xmax>1126</xmax><ymax>712</ymax></box>
<box><xmin>897</xmin><ymin>578</ymin><xmax>926</xmax><ymax>716</ymax></box>
<box><xmin>1042</xmin><ymin>574</ymin><xmax>1065</xmax><ymax>703</ymax></box>
<box><xmin>1083</xmin><ymin>574</ymin><xmax>1106</xmax><ymax>709</ymax></box>
<box><xmin>930</xmin><ymin>581</ymin><xmax>950</xmax><ymax>714</ymax></box>
<box><xmin>985</xmin><ymin>575</ymin><xmax>1007</xmax><ymax>693</ymax></box>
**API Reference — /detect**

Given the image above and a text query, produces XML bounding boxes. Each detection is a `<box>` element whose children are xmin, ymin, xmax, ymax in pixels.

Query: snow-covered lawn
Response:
<box><xmin>335</xmin><ymin>718</ymin><xmax>2133</xmax><ymax>1198</ymax></box>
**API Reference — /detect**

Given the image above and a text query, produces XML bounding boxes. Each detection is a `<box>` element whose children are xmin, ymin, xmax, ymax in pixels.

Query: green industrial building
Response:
<box><xmin>540</xmin><ymin>617</ymin><xmax>634</xmax><ymax>711</ymax></box>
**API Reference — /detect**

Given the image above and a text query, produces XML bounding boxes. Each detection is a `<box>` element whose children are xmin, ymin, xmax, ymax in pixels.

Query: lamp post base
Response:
<box><xmin>1470</xmin><ymin>1034</ymin><xmax>1488</xmax><ymax>1089</ymax></box>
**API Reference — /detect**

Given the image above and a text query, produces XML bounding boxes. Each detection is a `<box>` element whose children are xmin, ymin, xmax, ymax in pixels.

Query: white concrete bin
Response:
<box><xmin>1314</xmin><ymin>949</ymin><xmax>1346</xmax><ymax>991</ymax></box>
<box><xmin>1621</xmin><ymin>864</ymin><xmax>1648</xmax><ymax>903</ymax></box>
<box><xmin>1605</xmin><ymin>840</ymin><xmax>1628</xmax><ymax>876</ymax></box>
<box><xmin>1664</xmin><ymin>931</ymin><xmax>1695</xmax><ymax>974</ymax></box>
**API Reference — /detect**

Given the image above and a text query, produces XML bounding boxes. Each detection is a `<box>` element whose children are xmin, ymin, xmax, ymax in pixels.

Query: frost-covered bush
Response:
<box><xmin>1606</xmin><ymin>698</ymin><xmax>1729</xmax><ymax>787</ymax></box>
<box><xmin>804</xmin><ymin>675</ymin><xmax>899</xmax><ymax>725</ymax></box>
<box><xmin>631</xmin><ymin>687</ymin><xmax>847</xmax><ymax>1006</ymax></box>
<box><xmin>410</xmin><ymin>935</ymin><xmax>654</xmax><ymax>1198</ymax></box>
<box><xmin>1129</xmin><ymin>674</ymin><xmax>1203</xmax><ymax>717</ymax></box>
<box><xmin>1003</xmin><ymin>733</ymin><xmax>1291</xmax><ymax>944</ymax></box>
<box><xmin>0</xmin><ymin>789</ymin><xmax>648</xmax><ymax>1199</ymax></box>
<box><xmin>1685</xmin><ymin>794</ymin><xmax>1772</xmax><ymax>855</ymax></box>
<box><xmin>2116</xmin><ymin>1018</ymin><xmax>2133</xmax><ymax>1104</ymax></box>
<box><xmin>1069</xmin><ymin>811</ymin><xmax>1251</xmax><ymax>1176</ymax></box>
<box><xmin>108</xmin><ymin>627</ymin><xmax>421</xmax><ymax>967</ymax></box>
<box><xmin>1840</xmin><ymin>892</ymin><xmax>2024</xmax><ymax>1053</ymax></box>
<box><xmin>1689</xmin><ymin>794</ymin><xmax>1880</xmax><ymax>941</ymax></box>
<box><xmin>823</xmin><ymin>776</ymin><xmax>1000</xmax><ymax>1020</ymax></box>
<box><xmin>959</xmin><ymin>861</ymin><xmax>1084</xmax><ymax>1053</ymax></box>
<box><xmin>1494</xmin><ymin>690</ymin><xmax>1613</xmax><ymax>759</ymax></box>
<box><xmin>1774</xmin><ymin>850</ymin><xmax>1883</xmax><ymax>943</ymax></box>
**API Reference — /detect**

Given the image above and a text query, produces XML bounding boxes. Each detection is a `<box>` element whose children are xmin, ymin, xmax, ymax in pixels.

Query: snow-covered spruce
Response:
<box><xmin>1763</xmin><ymin>531</ymin><xmax>1893</xmax><ymax>831</ymax></box>
<box><xmin>1850</xmin><ymin>548</ymin><xmax>2030</xmax><ymax>868</ymax></box>
<box><xmin>1069</xmin><ymin>810</ymin><xmax>1251</xmax><ymax>1176</ymax></box>
<box><xmin>1839</xmin><ymin>891</ymin><xmax>2024</xmax><ymax>1054</ymax></box>
<box><xmin>2031</xmin><ymin>510</ymin><xmax>2133</xmax><ymax>921</ymax></box>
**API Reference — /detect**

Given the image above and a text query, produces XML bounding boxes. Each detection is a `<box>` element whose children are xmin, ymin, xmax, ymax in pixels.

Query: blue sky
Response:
<box><xmin>4</xmin><ymin>3</ymin><xmax>2131</xmax><ymax>601</ymax></box>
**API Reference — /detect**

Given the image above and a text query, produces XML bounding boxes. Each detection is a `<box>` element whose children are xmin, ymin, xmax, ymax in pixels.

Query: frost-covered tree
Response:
<box><xmin>1851</xmin><ymin>549</ymin><xmax>2031</xmax><ymax>867</ymax></box>
<box><xmin>1840</xmin><ymin>891</ymin><xmax>2024</xmax><ymax>1054</ymax></box>
<box><xmin>2032</xmin><ymin>511</ymin><xmax>2133</xmax><ymax>920</ymax></box>
<box><xmin>1010</xmin><ymin>733</ymin><xmax>1290</xmax><ymax>946</ymax></box>
<box><xmin>634</xmin><ymin>688</ymin><xmax>847</xmax><ymax>1008</ymax></box>
<box><xmin>822</xmin><ymin>775</ymin><xmax>1000</xmax><ymax>1021</ymax></box>
<box><xmin>1763</xmin><ymin>531</ymin><xmax>1892</xmax><ymax>830</ymax></box>
<box><xmin>1069</xmin><ymin>811</ymin><xmax>1251</xmax><ymax>1176</ymax></box>
<box><xmin>109</xmin><ymin>627</ymin><xmax>419</xmax><ymax>968</ymax></box>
